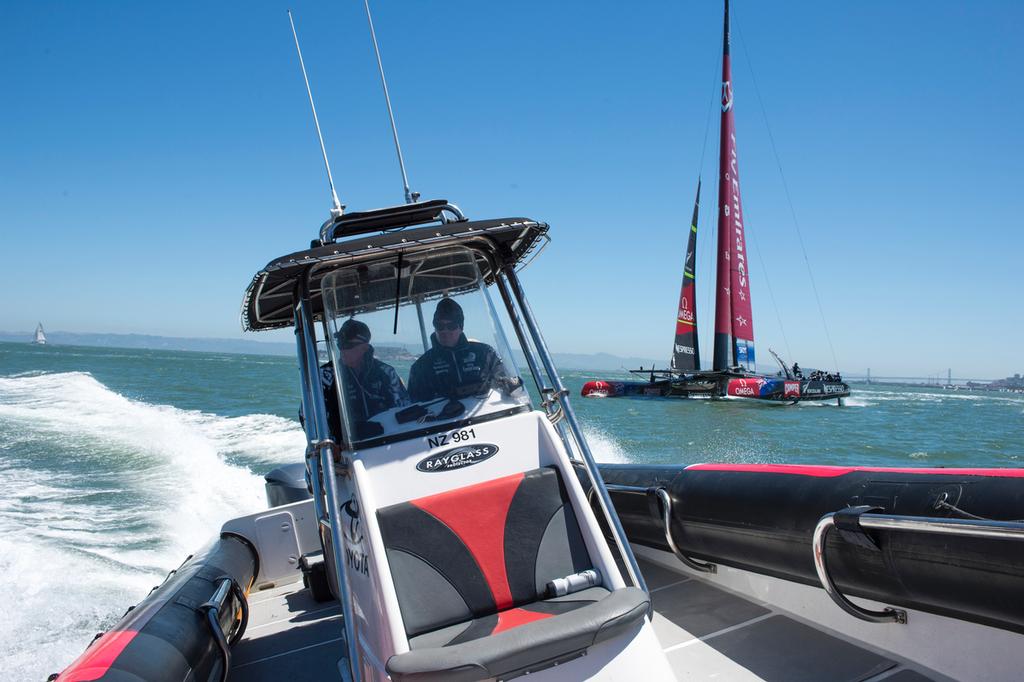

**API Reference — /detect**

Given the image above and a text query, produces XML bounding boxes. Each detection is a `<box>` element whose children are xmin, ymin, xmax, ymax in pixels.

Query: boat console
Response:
<box><xmin>241</xmin><ymin>200</ymin><xmax>672</xmax><ymax>681</ymax></box>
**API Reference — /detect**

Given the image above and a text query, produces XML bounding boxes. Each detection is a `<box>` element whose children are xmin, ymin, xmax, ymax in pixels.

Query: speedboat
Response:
<box><xmin>54</xmin><ymin>200</ymin><xmax>673</xmax><ymax>681</ymax></box>
<box><xmin>53</xmin><ymin>200</ymin><xmax>1024</xmax><ymax>682</ymax></box>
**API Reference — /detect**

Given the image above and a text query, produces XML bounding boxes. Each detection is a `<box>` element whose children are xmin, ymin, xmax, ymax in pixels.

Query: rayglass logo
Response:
<box><xmin>416</xmin><ymin>444</ymin><xmax>499</xmax><ymax>473</ymax></box>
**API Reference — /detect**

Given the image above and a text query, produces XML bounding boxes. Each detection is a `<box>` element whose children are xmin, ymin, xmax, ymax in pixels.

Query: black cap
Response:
<box><xmin>433</xmin><ymin>297</ymin><xmax>464</xmax><ymax>327</ymax></box>
<box><xmin>336</xmin><ymin>319</ymin><xmax>371</xmax><ymax>345</ymax></box>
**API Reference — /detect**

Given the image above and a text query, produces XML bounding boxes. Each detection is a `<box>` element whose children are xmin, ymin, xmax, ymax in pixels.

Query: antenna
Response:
<box><xmin>363</xmin><ymin>0</ymin><xmax>418</xmax><ymax>204</ymax></box>
<box><xmin>287</xmin><ymin>10</ymin><xmax>344</xmax><ymax>218</ymax></box>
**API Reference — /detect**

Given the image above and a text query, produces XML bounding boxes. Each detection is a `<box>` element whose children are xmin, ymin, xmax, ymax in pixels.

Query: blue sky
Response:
<box><xmin>2</xmin><ymin>1</ymin><xmax>1022</xmax><ymax>378</ymax></box>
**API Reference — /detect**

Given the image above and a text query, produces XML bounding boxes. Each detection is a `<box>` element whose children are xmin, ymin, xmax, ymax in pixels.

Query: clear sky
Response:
<box><xmin>2</xmin><ymin>1</ymin><xmax>1022</xmax><ymax>379</ymax></box>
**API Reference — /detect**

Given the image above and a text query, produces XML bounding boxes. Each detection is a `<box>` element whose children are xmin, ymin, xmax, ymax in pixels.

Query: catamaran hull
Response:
<box><xmin>724</xmin><ymin>376</ymin><xmax>850</xmax><ymax>401</ymax></box>
<box><xmin>593</xmin><ymin>462</ymin><xmax>1024</xmax><ymax>635</ymax></box>
<box><xmin>581</xmin><ymin>375</ymin><xmax>849</xmax><ymax>402</ymax></box>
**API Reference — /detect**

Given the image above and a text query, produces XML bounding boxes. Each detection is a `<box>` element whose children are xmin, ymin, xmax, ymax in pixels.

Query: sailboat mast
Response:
<box><xmin>671</xmin><ymin>180</ymin><xmax>701</xmax><ymax>372</ymax></box>
<box><xmin>712</xmin><ymin>0</ymin><xmax>755</xmax><ymax>371</ymax></box>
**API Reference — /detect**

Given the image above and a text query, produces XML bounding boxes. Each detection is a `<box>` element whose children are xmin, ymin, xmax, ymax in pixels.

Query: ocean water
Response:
<box><xmin>1</xmin><ymin>341</ymin><xmax>1021</xmax><ymax>677</ymax></box>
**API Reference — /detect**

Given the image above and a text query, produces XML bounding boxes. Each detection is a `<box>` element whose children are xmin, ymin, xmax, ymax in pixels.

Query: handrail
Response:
<box><xmin>812</xmin><ymin>509</ymin><xmax>1024</xmax><ymax>625</ymax></box>
<box><xmin>199</xmin><ymin>576</ymin><xmax>249</xmax><ymax>682</ymax></box>
<box><xmin>856</xmin><ymin>512</ymin><xmax>1024</xmax><ymax>540</ymax></box>
<box><xmin>296</xmin><ymin>290</ymin><xmax>360</xmax><ymax>681</ymax></box>
<box><xmin>319</xmin><ymin>200</ymin><xmax>467</xmax><ymax>244</ymax></box>
<box><xmin>812</xmin><ymin>514</ymin><xmax>906</xmax><ymax>624</ymax></box>
<box><xmin>601</xmin><ymin>484</ymin><xmax>716</xmax><ymax>574</ymax></box>
<box><xmin>654</xmin><ymin>489</ymin><xmax>717</xmax><ymax>574</ymax></box>
<box><xmin>502</xmin><ymin>266</ymin><xmax>649</xmax><ymax>601</ymax></box>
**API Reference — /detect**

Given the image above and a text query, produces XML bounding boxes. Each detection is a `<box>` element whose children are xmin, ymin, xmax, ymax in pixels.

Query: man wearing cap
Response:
<box><xmin>408</xmin><ymin>297</ymin><xmax>513</xmax><ymax>402</ymax></box>
<box><xmin>320</xmin><ymin>319</ymin><xmax>410</xmax><ymax>437</ymax></box>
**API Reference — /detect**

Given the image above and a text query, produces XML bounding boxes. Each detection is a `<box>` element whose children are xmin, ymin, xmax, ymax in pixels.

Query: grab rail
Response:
<box><xmin>602</xmin><ymin>484</ymin><xmax>716</xmax><ymax>574</ymax></box>
<box><xmin>502</xmin><ymin>266</ymin><xmax>650</xmax><ymax>599</ymax></box>
<box><xmin>653</xmin><ymin>489</ymin><xmax>717</xmax><ymax>574</ymax></box>
<box><xmin>813</xmin><ymin>510</ymin><xmax>1024</xmax><ymax>625</ymax></box>
<box><xmin>199</xmin><ymin>576</ymin><xmax>249</xmax><ymax>682</ymax></box>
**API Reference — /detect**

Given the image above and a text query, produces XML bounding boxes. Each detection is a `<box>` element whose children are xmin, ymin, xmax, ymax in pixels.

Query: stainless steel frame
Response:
<box><xmin>493</xmin><ymin>274</ymin><xmax>553</xmax><ymax>409</ymax></box>
<box><xmin>295</xmin><ymin>285</ymin><xmax>360</xmax><ymax>682</ymax></box>
<box><xmin>199</xmin><ymin>576</ymin><xmax>248</xmax><ymax>682</ymax></box>
<box><xmin>812</xmin><ymin>513</ymin><xmax>907</xmax><ymax>624</ymax></box>
<box><xmin>811</xmin><ymin>510</ymin><xmax>1024</xmax><ymax>625</ymax></box>
<box><xmin>654</xmin><ymin>488</ymin><xmax>717</xmax><ymax>573</ymax></box>
<box><xmin>600</xmin><ymin>484</ymin><xmax>717</xmax><ymax>574</ymax></box>
<box><xmin>318</xmin><ymin>202</ymin><xmax>467</xmax><ymax>244</ymax></box>
<box><xmin>502</xmin><ymin>266</ymin><xmax>649</xmax><ymax>596</ymax></box>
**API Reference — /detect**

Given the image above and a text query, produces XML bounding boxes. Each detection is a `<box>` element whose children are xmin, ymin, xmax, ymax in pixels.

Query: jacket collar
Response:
<box><xmin>430</xmin><ymin>332</ymin><xmax>468</xmax><ymax>350</ymax></box>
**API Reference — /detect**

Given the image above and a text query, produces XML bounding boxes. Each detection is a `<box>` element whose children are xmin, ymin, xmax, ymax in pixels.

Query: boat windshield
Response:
<box><xmin>320</xmin><ymin>246</ymin><xmax>529</xmax><ymax>447</ymax></box>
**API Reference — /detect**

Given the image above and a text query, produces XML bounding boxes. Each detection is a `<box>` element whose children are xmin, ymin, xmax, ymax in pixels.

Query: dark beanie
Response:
<box><xmin>433</xmin><ymin>297</ymin><xmax>464</xmax><ymax>326</ymax></box>
<box><xmin>337</xmin><ymin>318</ymin><xmax>371</xmax><ymax>344</ymax></box>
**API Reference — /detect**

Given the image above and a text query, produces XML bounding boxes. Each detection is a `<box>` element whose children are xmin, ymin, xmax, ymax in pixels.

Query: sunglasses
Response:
<box><xmin>434</xmin><ymin>320</ymin><xmax>461</xmax><ymax>331</ymax></box>
<box><xmin>341</xmin><ymin>340</ymin><xmax>367</xmax><ymax>350</ymax></box>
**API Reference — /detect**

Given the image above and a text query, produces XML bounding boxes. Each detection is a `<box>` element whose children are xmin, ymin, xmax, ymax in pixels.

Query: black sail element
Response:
<box><xmin>671</xmin><ymin>180</ymin><xmax>701</xmax><ymax>372</ymax></box>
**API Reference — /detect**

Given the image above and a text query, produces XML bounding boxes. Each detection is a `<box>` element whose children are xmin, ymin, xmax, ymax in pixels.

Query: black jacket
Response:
<box><xmin>408</xmin><ymin>333</ymin><xmax>510</xmax><ymax>402</ymax></box>
<box><xmin>320</xmin><ymin>347</ymin><xmax>410</xmax><ymax>436</ymax></box>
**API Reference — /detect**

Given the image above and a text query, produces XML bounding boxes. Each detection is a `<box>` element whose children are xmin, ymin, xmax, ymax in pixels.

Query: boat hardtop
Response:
<box><xmin>242</xmin><ymin>200</ymin><xmax>547</xmax><ymax>332</ymax></box>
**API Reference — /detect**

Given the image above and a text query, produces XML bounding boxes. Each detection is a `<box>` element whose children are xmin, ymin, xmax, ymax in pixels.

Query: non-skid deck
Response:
<box><xmin>231</xmin><ymin>558</ymin><xmax>942</xmax><ymax>681</ymax></box>
<box><xmin>231</xmin><ymin>580</ymin><xmax>344</xmax><ymax>681</ymax></box>
<box><xmin>639</xmin><ymin>558</ymin><xmax>940</xmax><ymax>682</ymax></box>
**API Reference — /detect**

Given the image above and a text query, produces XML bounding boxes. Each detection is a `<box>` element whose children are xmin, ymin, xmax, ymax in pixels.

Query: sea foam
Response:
<box><xmin>0</xmin><ymin>371</ymin><xmax>303</xmax><ymax>679</ymax></box>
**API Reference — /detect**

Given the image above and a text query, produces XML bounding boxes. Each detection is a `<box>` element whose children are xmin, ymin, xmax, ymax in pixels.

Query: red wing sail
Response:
<box><xmin>671</xmin><ymin>180</ymin><xmax>701</xmax><ymax>372</ymax></box>
<box><xmin>713</xmin><ymin>0</ymin><xmax>756</xmax><ymax>371</ymax></box>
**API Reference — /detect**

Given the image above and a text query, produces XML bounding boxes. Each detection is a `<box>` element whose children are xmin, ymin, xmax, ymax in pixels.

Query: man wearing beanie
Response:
<box><xmin>408</xmin><ymin>297</ymin><xmax>513</xmax><ymax>402</ymax></box>
<box><xmin>320</xmin><ymin>318</ymin><xmax>410</xmax><ymax>437</ymax></box>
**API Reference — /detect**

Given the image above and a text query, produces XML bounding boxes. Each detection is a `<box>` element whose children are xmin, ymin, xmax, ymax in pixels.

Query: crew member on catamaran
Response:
<box><xmin>408</xmin><ymin>298</ymin><xmax>514</xmax><ymax>401</ymax></box>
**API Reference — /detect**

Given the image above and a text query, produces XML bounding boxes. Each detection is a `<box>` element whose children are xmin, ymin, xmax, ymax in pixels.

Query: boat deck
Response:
<box><xmin>231</xmin><ymin>556</ymin><xmax>944</xmax><ymax>681</ymax></box>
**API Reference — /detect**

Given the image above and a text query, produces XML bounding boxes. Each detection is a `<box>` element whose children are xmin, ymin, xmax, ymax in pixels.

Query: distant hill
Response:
<box><xmin>0</xmin><ymin>331</ymin><xmax>295</xmax><ymax>356</ymax></box>
<box><xmin>0</xmin><ymin>330</ymin><xmax>660</xmax><ymax>371</ymax></box>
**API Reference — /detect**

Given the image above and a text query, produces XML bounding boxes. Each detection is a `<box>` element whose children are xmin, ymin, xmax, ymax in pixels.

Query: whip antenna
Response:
<box><xmin>288</xmin><ymin>10</ymin><xmax>344</xmax><ymax>217</ymax></box>
<box><xmin>363</xmin><ymin>0</ymin><xmax>418</xmax><ymax>204</ymax></box>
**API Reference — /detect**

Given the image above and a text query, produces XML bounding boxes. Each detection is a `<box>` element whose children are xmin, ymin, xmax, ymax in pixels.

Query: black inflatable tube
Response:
<box><xmin>589</xmin><ymin>463</ymin><xmax>1024</xmax><ymax>635</ymax></box>
<box><xmin>55</xmin><ymin>532</ymin><xmax>258</xmax><ymax>682</ymax></box>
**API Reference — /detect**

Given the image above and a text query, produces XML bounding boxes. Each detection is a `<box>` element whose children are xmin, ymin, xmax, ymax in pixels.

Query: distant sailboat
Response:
<box><xmin>33</xmin><ymin>323</ymin><xmax>47</xmax><ymax>345</ymax></box>
<box><xmin>581</xmin><ymin>0</ymin><xmax>849</xmax><ymax>404</ymax></box>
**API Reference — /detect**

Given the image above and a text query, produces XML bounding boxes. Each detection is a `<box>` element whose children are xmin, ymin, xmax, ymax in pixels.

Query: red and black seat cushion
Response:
<box><xmin>377</xmin><ymin>466</ymin><xmax>593</xmax><ymax>645</ymax></box>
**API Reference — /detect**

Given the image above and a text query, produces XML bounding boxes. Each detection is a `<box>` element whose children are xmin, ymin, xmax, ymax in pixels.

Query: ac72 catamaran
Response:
<box><xmin>53</xmin><ymin>3</ymin><xmax>1024</xmax><ymax>682</ymax></box>
<box><xmin>582</xmin><ymin>0</ymin><xmax>849</xmax><ymax>404</ymax></box>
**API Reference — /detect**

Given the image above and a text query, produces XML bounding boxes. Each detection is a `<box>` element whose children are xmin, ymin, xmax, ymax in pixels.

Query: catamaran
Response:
<box><xmin>52</xmin><ymin>3</ymin><xmax>1024</xmax><ymax>682</ymax></box>
<box><xmin>581</xmin><ymin>0</ymin><xmax>849</xmax><ymax>404</ymax></box>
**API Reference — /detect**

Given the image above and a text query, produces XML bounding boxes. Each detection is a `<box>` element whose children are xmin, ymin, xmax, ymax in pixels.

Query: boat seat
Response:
<box><xmin>377</xmin><ymin>466</ymin><xmax>649</xmax><ymax>681</ymax></box>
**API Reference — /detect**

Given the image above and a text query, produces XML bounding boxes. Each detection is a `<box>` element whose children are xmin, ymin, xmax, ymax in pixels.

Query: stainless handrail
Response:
<box><xmin>654</xmin><ymin>489</ymin><xmax>717</xmax><ymax>574</ymax></box>
<box><xmin>814</xmin><ymin>511</ymin><xmax>1024</xmax><ymax>624</ymax></box>
<box><xmin>319</xmin><ymin>202</ymin><xmax>467</xmax><ymax>243</ymax></box>
<box><xmin>601</xmin><ymin>484</ymin><xmax>716</xmax><ymax>574</ymax></box>
<box><xmin>502</xmin><ymin>265</ymin><xmax>649</xmax><ymax>599</ymax></box>
<box><xmin>199</xmin><ymin>576</ymin><xmax>249</xmax><ymax>682</ymax></box>
<box><xmin>296</xmin><ymin>289</ymin><xmax>360</xmax><ymax>681</ymax></box>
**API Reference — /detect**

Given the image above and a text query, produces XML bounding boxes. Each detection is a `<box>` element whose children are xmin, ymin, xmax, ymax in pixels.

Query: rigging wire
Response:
<box><xmin>699</xmin><ymin>48</ymin><xmax>722</xmax><ymax>368</ymax></box>
<box><xmin>733</xmin><ymin>10</ymin><xmax>841</xmax><ymax>371</ymax></box>
<box><xmin>745</xmin><ymin>205</ymin><xmax>795</xmax><ymax>361</ymax></box>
